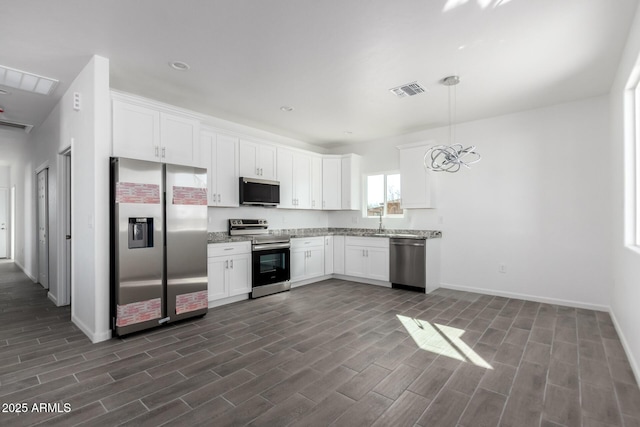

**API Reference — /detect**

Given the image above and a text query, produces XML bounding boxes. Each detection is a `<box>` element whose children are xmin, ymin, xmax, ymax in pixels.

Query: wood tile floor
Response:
<box><xmin>1</xmin><ymin>259</ymin><xmax>639</xmax><ymax>426</ymax></box>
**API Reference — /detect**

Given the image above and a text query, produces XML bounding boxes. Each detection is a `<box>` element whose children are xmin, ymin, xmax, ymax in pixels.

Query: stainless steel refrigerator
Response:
<box><xmin>110</xmin><ymin>157</ymin><xmax>208</xmax><ymax>336</ymax></box>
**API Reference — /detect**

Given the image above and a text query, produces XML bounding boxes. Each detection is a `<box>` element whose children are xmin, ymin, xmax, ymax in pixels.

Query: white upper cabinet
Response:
<box><xmin>239</xmin><ymin>139</ymin><xmax>276</xmax><ymax>180</ymax></box>
<box><xmin>277</xmin><ymin>148</ymin><xmax>311</xmax><ymax>209</ymax></box>
<box><xmin>311</xmin><ymin>155</ymin><xmax>323</xmax><ymax>210</ymax></box>
<box><xmin>322</xmin><ymin>157</ymin><xmax>341</xmax><ymax>210</ymax></box>
<box><xmin>341</xmin><ymin>154</ymin><xmax>361</xmax><ymax>210</ymax></box>
<box><xmin>200</xmin><ymin>130</ymin><xmax>239</xmax><ymax>207</ymax></box>
<box><xmin>112</xmin><ymin>100</ymin><xmax>159</xmax><ymax>162</ymax></box>
<box><xmin>112</xmin><ymin>97</ymin><xmax>200</xmax><ymax>166</ymax></box>
<box><xmin>160</xmin><ymin>114</ymin><xmax>200</xmax><ymax>166</ymax></box>
<box><xmin>398</xmin><ymin>144</ymin><xmax>436</xmax><ymax>208</ymax></box>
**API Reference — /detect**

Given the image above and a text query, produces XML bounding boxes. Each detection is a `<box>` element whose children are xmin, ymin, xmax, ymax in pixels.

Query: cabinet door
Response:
<box><xmin>400</xmin><ymin>145</ymin><xmax>434</xmax><ymax>208</ymax></box>
<box><xmin>322</xmin><ymin>158</ymin><xmax>341</xmax><ymax>210</ymax></box>
<box><xmin>277</xmin><ymin>148</ymin><xmax>295</xmax><ymax>209</ymax></box>
<box><xmin>160</xmin><ymin>113</ymin><xmax>199</xmax><ymax>166</ymax></box>
<box><xmin>228</xmin><ymin>253</ymin><xmax>251</xmax><ymax>296</ymax></box>
<box><xmin>112</xmin><ymin>100</ymin><xmax>159</xmax><ymax>162</ymax></box>
<box><xmin>290</xmin><ymin>247</ymin><xmax>307</xmax><ymax>282</ymax></box>
<box><xmin>344</xmin><ymin>246</ymin><xmax>367</xmax><ymax>278</ymax></box>
<box><xmin>324</xmin><ymin>236</ymin><xmax>334</xmax><ymax>275</ymax></box>
<box><xmin>239</xmin><ymin>140</ymin><xmax>259</xmax><ymax>178</ymax></box>
<box><xmin>257</xmin><ymin>145</ymin><xmax>277</xmax><ymax>180</ymax></box>
<box><xmin>200</xmin><ymin>131</ymin><xmax>216</xmax><ymax>205</ymax></box>
<box><xmin>311</xmin><ymin>156</ymin><xmax>323</xmax><ymax>210</ymax></box>
<box><xmin>207</xmin><ymin>256</ymin><xmax>228</xmax><ymax>301</ymax></box>
<box><xmin>306</xmin><ymin>246</ymin><xmax>325</xmax><ymax>279</ymax></box>
<box><xmin>333</xmin><ymin>236</ymin><xmax>345</xmax><ymax>275</ymax></box>
<box><xmin>215</xmin><ymin>134</ymin><xmax>239</xmax><ymax>207</ymax></box>
<box><xmin>293</xmin><ymin>153</ymin><xmax>312</xmax><ymax>209</ymax></box>
<box><xmin>366</xmin><ymin>247</ymin><xmax>389</xmax><ymax>281</ymax></box>
<box><xmin>341</xmin><ymin>155</ymin><xmax>361</xmax><ymax>210</ymax></box>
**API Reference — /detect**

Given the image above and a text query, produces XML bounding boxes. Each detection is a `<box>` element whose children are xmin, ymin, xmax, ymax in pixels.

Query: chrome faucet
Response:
<box><xmin>378</xmin><ymin>210</ymin><xmax>384</xmax><ymax>233</ymax></box>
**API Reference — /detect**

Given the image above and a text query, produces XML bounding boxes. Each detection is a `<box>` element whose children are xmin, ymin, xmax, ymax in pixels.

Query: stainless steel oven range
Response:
<box><xmin>228</xmin><ymin>219</ymin><xmax>291</xmax><ymax>298</ymax></box>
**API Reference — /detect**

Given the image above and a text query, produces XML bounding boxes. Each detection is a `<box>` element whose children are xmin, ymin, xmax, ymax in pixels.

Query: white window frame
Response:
<box><xmin>363</xmin><ymin>171</ymin><xmax>404</xmax><ymax>218</ymax></box>
<box><xmin>627</xmin><ymin>70</ymin><xmax>640</xmax><ymax>248</ymax></box>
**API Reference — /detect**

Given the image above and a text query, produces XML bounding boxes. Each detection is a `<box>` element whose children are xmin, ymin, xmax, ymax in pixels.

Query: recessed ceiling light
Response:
<box><xmin>169</xmin><ymin>61</ymin><xmax>190</xmax><ymax>71</ymax></box>
<box><xmin>0</xmin><ymin>65</ymin><xmax>58</xmax><ymax>95</ymax></box>
<box><xmin>280</xmin><ymin>106</ymin><xmax>294</xmax><ymax>112</ymax></box>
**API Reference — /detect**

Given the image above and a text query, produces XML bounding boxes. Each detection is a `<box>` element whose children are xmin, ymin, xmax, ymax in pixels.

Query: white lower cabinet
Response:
<box><xmin>333</xmin><ymin>235</ymin><xmax>345</xmax><ymax>275</ymax></box>
<box><xmin>207</xmin><ymin>242</ymin><xmax>251</xmax><ymax>302</ymax></box>
<box><xmin>344</xmin><ymin>237</ymin><xmax>389</xmax><ymax>281</ymax></box>
<box><xmin>324</xmin><ymin>236</ymin><xmax>334</xmax><ymax>275</ymax></box>
<box><xmin>291</xmin><ymin>237</ymin><xmax>325</xmax><ymax>282</ymax></box>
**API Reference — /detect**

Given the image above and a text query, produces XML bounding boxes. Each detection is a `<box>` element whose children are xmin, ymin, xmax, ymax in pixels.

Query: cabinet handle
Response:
<box><xmin>162</xmin><ymin>147</ymin><xmax>166</xmax><ymax>158</ymax></box>
<box><xmin>224</xmin><ymin>248</ymin><xmax>234</xmax><ymax>251</ymax></box>
<box><xmin>230</xmin><ymin>259</ymin><xmax>234</xmax><ymax>269</ymax></box>
<box><xmin>155</xmin><ymin>146</ymin><xmax>159</xmax><ymax>157</ymax></box>
<box><xmin>366</xmin><ymin>250</ymin><xmax>369</xmax><ymax>257</ymax></box>
<box><xmin>225</xmin><ymin>260</ymin><xmax>229</xmax><ymax>269</ymax></box>
<box><xmin>218</xmin><ymin>194</ymin><xmax>221</xmax><ymax>203</ymax></box>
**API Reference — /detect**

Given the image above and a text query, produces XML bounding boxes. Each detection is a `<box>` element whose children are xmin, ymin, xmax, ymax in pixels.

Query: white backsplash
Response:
<box><xmin>208</xmin><ymin>206</ymin><xmax>330</xmax><ymax>232</ymax></box>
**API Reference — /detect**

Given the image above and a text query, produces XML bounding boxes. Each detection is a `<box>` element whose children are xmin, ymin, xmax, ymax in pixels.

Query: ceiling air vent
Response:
<box><xmin>0</xmin><ymin>119</ymin><xmax>33</xmax><ymax>133</ymax></box>
<box><xmin>389</xmin><ymin>81</ymin><xmax>426</xmax><ymax>98</ymax></box>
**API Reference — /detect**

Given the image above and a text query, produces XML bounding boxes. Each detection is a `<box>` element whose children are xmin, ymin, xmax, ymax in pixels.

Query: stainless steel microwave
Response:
<box><xmin>239</xmin><ymin>177</ymin><xmax>280</xmax><ymax>206</ymax></box>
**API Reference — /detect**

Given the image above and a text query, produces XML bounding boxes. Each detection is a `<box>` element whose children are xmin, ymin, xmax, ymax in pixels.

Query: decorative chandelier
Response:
<box><xmin>424</xmin><ymin>76</ymin><xmax>481</xmax><ymax>173</ymax></box>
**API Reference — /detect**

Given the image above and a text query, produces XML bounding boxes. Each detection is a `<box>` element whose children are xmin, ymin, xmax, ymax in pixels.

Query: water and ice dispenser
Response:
<box><xmin>128</xmin><ymin>217</ymin><xmax>154</xmax><ymax>249</ymax></box>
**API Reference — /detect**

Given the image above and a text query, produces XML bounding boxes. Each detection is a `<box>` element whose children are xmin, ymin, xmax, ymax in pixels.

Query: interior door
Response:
<box><xmin>0</xmin><ymin>188</ymin><xmax>8</xmax><ymax>258</ymax></box>
<box><xmin>37</xmin><ymin>169</ymin><xmax>49</xmax><ymax>289</ymax></box>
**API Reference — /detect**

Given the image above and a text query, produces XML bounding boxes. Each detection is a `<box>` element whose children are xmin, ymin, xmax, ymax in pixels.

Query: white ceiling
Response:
<box><xmin>1</xmin><ymin>0</ymin><xmax>637</xmax><ymax>147</ymax></box>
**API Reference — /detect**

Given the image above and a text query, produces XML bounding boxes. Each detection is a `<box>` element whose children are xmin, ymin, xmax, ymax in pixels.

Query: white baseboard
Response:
<box><xmin>47</xmin><ymin>292</ymin><xmax>58</xmax><ymax>306</ymax></box>
<box><xmin>72</xmin><ymin>315</ymin><xmax>112</xmax><ymax>343</ymax></box>
<box><xmin>291</xmin><ymin>275</ymin><xmax>332</xmax><ymax>288</ymax></box>
<box><xmin>14</xmin><ymin>260</ymin><xmax>37</xmax><ymax>282</ymax></box>
<box><xmin>438</xmin><ymin>282</ymin><xmax>610</xmax><ymax>312</ymax></box>
<box><xmin>609</xmin><ymin>310</ymin><xmax>640</xmax><ymax>386</ymax></box>
<box><xmin>331</xmin><ymin>274</ymin><xmax>391</xmax><ymax>288</ymax></box>
<box><xmin>208</xmin><ymin>294</ymin><xmax>248</xmax><ymax>308</ymax></box>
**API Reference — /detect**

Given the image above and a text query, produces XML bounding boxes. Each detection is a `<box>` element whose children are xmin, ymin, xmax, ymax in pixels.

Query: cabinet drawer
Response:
<box><xmin>345</xmin><ymin>236</ymin><xmax>389</xmax><ymax>248</ymax></box>
<box><xmin>208</xmin><ymin>241</ymin><xmax>251</xmax><ymax>257</ymax></box>
<box><xmin>291</xmin><ymin>236</ymin><xmax>324</xmax><ymax>249</ymax></box>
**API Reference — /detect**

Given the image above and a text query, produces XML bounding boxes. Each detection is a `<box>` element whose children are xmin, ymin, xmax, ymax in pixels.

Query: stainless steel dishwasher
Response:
<box><xmin>390</xmin><ymin>237</ymin><xmax>426</xmax><ymax>291</ymax></box>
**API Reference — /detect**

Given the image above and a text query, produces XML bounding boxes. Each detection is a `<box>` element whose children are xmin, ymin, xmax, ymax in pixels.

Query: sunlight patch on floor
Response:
<box><xmin>397</xmin><ymin>315</ymin><xmax>493</xmax><ymax>369</ymax></box>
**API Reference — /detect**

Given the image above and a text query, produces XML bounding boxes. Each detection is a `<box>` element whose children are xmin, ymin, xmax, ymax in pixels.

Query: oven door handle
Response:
<box><xmin>253</xmin><ymin>242</ymin><xmax>291</xmax><ymax>251</ymax></box>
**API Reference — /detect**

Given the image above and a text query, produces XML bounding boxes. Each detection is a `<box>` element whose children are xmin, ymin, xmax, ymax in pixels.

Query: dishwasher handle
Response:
<box><xmin>390</xmin><ymin>239</ymin><xmax>425</xmax><ymax>247</ymax></box>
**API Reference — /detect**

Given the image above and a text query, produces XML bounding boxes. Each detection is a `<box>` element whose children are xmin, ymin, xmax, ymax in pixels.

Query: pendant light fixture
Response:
<box><xmin>424</xmin><ymin>76</ymin><xmax>481</xmax><ymax>173</ymax></box>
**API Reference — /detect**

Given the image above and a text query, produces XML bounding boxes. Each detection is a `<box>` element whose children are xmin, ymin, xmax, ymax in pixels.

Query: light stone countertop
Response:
<box><xmin>208</xmin><ymin>228</ymin><xmax>442</xmax><ymax>244</ymax></box>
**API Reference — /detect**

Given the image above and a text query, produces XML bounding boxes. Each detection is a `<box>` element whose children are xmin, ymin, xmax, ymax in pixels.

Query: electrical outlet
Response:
<box><xmin>499</xmin><ymin>264</ymin><xmax>507</xmax><ymax>274</ymax></box>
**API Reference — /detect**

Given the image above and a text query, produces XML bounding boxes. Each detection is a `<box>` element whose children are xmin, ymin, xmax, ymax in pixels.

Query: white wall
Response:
<box><xmin>610</xmin><ymin>4</ymin><xmax>640</xmax><ymax>383</ymax></box>
<box><xmin>45</xmin><ymin>55</ymin><xmax>111</xmax><ymax>342</ymax></box>
<box><xmin>330</xmin><ymin>96</ymin><xmax>612</xmax><ymax>311</ymax></box>
<box><xmin>0</xmin><ymin>129</ymin><xmax>32</xmax><ymax>268</ymax></box>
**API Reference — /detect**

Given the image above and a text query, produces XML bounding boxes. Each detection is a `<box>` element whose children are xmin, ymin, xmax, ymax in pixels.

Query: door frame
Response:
<box><xmin>57</xmin><ymin>147</ymin><xmax>72</xmax><ymax>306</ymax></box>
<box><xmin>35</xmin><ymin>162</ymin><xmax>50</xmax><ymax>290</ymax></box>
<box><xmin>0</xmin><ymin>187</ymin><xmax>8</xmax><ymax>259</ymax></box>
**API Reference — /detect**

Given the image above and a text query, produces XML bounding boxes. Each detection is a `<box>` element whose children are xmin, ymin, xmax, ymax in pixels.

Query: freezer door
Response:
<box><xmin>111</xmin><ymin>158</ymin><xmax>165</xmax><ymax>336</ymax></box>
<box><xmin>165</xmin><ymin>164</ymin><xmax>209</xmax><ymax>322</ymax></box>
